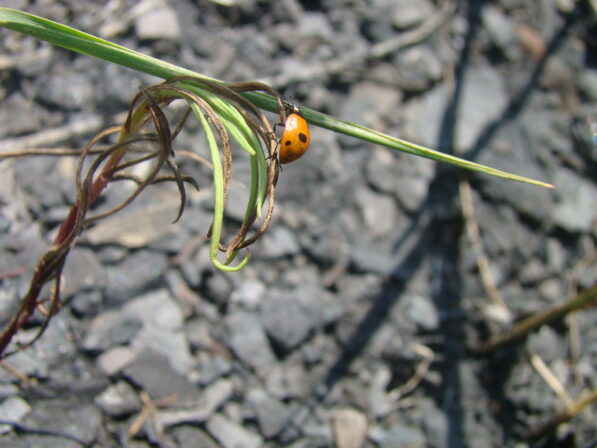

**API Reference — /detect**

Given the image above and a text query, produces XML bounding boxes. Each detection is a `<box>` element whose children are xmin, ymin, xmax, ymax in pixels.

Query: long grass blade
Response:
<box><xmin>0</xmin><ymin>7</ymin><xmax>553</xmax><ymax>188</ymax></box>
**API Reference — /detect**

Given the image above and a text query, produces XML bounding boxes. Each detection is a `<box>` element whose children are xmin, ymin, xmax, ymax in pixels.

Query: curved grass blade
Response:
<box><xmin>189</xmin><ymin>103</ymin><xmax>249</xmax><ymax>272</ymax></box>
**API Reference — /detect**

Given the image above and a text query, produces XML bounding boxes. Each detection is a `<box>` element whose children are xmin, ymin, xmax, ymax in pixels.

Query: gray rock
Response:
<box><xmin>225</xmin><ymin>311</ymin><xmax>277</xmax><ymax>374</ymax></box>
<box><xmin>538</xmin><ymin>278</ymin><xmax>565</xmax><ymax>303</ymax></box>
<box><xmin>83</xmin><ymin>200</ymin><xmax>191</xmax><ymax>249</ymax></box>
<box><xmin>0</xmin><ymin>396</ymin><xmax>31</xmax><ymax>434</ymax></box>
<box><xmin>373</xmin><ymin>424</ymin><xmax>426</xmax><ymax>448</ymax></box>
<box><xmin>519</xmin><ymin>257</ymin><xmax>548</xmax><ymax>285</ymax></box>
<box><xmin>297</xmin><ymin>12</ymin><xmax>334</xmax><ymax>42</ymax></box>
<box><xmin>246</xmin><ymin>388</ymin><xmax>289</xmax><ymax>439</ymax></box>
<box><xmin>61</xmin><ymin>247</ymin><xmax>107</xmax><ymax>298</ymax></box>
<box><xmin>420</xmin><ymin>398</ymin><xmax>449</xmax><ymax>448</ymax></box>
<box><xmin>104</xmin><ymin>249</ymin><xmax>169</xmax><ymax>304</ymax></box>
<box><xmin>82</xmin><ymin>289</ymin><xmax>191</xmax><ymax>372</ymax></box>
<box><xmin>95</xmin><ymin>381</ymin><xmax>141</xmax><ymax>417</ymax></box>
<box><xmin>545</xmin><ymin>238</ymin><xmax>567</xmax><ymax>273</ymax></box>
<box><xmin>577</xmin><ymin>259</ymin><xmax>597</xmax><ymax>290</ymax></box>
<box><xmin>156</xmin><ymin>379</ymin><xmax>233</xmax><ymax>427</ymax></box>
<box><xmin>405</xmin><ymin>64</ymin><xmax>507</xmax><ymax>151</ymax></box>
<box><xmin>222</xmin><ymin>181</ymin><xmax>253</xmax><ymax>223</ymax></box>
<box><xmin>172</xmin><ymin>426</ymin><xmax>220</xmax><ymax>448</ymax></box>
<box><xmin>476</xmin><ymin>133</ymin><xmax>552</xmax><ymax>223</ymax></box>
<box><xmin>526</xmin><ymin>325</ymin><xmax>565</xmax><ymax>362</ymax></box>
<box><xmin>350</xmin><ymin>243</ymin><xmax>396</xmax><ymax>276</ymax></box>
<box><xmin>354</xmin><ymin>185</ymin><xmax>399</xmax><ymax>239</ymax></box>
<box><xmin>394</xmin><ymin>46</ymin><xmax>443</xmax><ymax>93</ymax></box>
<box><xmin>7</xmin><ymin>315</ymin><xmax>77</xmax><ymax>378</ymax></box>
<box><xmin>22</xmin><ymin>400</ymin><xmax>102</xmax><ymax>446</ymax></box>
<box><xmin>261</xmin><ymin>292</ymin><xmax>317</xmax><ymax>352</ymax></box>
<box><xmin>123</xmin><ymin>351</ymin><xmax>201</xmax><ymax>405</ymax></box>
<box><xmin>551</xmin><ymin>167</ymin><xmax>597</xmax><ymax>233</ymax></box>
<box><xmin>332</xmin><ymin>408</ymin><xmax>368</xmax><ymax>448</ymax></box>
<box><xmin>14</xmin><ymin>157</ymin><xmax>69</xmax><ymax>209</ymax></box>
<box><xmin>230</xmin><ymin>278</ymin><xmax>266</xmax><ymax>309</ymax></box>
<box><xmin>206</xmin><ymin>413</ymin><xmax>263</xmax><ymax>448</ymax></box>
<box><xmin>124</xmin><ymin>289</ymin><xmax>193</xmax><ymax>374</ymax></box>
<box><xmin>391</xmin><ymin>0</ymin><xmax>434</xmax><ymax>29</ymax></box>
<box><xmin>82</xmin><ymin>310</ymin><xmax>143</xmax><ymax>353</ymax></box>
<box><xmin>475</xmin><ymin>202</ymin><xmax>541</xmax><ymax>261</ymax></box>
<box><xmin>196</xmin><ymin>353</ymin><xmax>232</xmax><ymax>386</ymax></box>
<box><xmin>0</xmin><ymin>281</ymin><xmax>19</xmax><ymax>331</ymax></box>
<box><xmin>340</xmin><ymin>82</ymin><xmax>401</xmax><ymax>127</ymax></box>
<box><xmin>70</xmin><ymin>290</ymin><xmax>103</xmax><ymax>317</ymax></box>
<box><xmin>458</xmin><ymin>64</ymin><xmax>509</xmax><ymax>150</ymax></box>
<box><xmin>0</xmin><ymin>93</ymin><xmax>50</xmax><ymax>138</ymax></box>
<box><xmin>265</xmin><ymin>363</ymin><xmax>310</xmax><ymax>400</ymax></box>
<box><xmin>258</xmin><ymin>226</ymin><xmax>301</xmax><ymax>258</ymax></box>
<box><xmin>205</xmin><ymin>272</ymin><xmax>234</xmax><ymax>306</ymax></box>
<box><xmin>577</xmin><ymin>69</ymin><xmax>597</xmax><ymax>101</ymax></box>
<box><xmin>4</xmin><ymin>435</ymin><xmax>81</xmax><ymax>448</ymax></box>
<box><xmin>367</xmin><ymin>365</ymin><xmax>394</xmax><ymax>418</ymax></box>
<box><xmin>0</xmin><ymin>385</ymin><xmax>19</xmax><ymax>400</ymax></box>
<box><xmin>366</xmin><ymin>149</ymin><xmax>435</xmax><ymax>213</ymax></box>
<box><xmin>97</xmin><ymin>346</ymin><xmax>137</xmax><ymax>376</ymax></box>
<box><xmin>482</xmin><ymin>6</ymin><xmax>518</xmax><ymax>59</ymax></box>
<box><xmin>36</xmin><ymin>67</ymin><xmax>95</xmax><ymax>110</ymax></box>
<box><xmin>135</xmin><ymin>6</ymin><xmax>181</xmax><ymax>40</ymax></box>
<box><xmin>407</xmin><ymin>294</ymin><xmax>440</xmax><ymax>331</ymax></box>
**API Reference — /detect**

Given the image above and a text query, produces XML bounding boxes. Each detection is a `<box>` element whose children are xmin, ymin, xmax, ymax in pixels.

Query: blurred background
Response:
<box><xmin>0</xmin><ymin>0</ymin><xmax>596</xmax><ymax>447</ymax></box>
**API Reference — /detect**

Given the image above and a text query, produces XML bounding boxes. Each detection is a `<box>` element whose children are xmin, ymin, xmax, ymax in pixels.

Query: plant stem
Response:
<box><xmin>473</xmin><ymin>285</ymin><xmax>597</xmax><ymax>355</ymax></box>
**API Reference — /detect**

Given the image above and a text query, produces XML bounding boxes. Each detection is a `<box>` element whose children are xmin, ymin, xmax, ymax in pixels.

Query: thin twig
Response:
<box><xmin>0</xmin><ymin>117</ymin><xmax>103</xmax><ymax>152</ymax></box>
<box><xmin>459</xmin><ymin>178</ymin><xmax>510</xmax><ymax>312</ymax></box>
<box><xmin>473</xmin><ymin>285</ymin><xmax>597</xmax><ymax>355</ymax></box>
<box><xmin>0</xmin><ymin>147</ymin><xmax>107</xmax><ymax>159</ymax></box>
<box><xmin>529</xmin><ymin>389</ymin><xmax>597</xmax><ymax>440</ymax></box>
<box><xmin>529</xmin><ymin>352</ymin><xmax>574</xmax><ymax>409</ymax></box>
<box><xmin>388</xmin><ymin>343</ymin><xmax>435</xmax><ymax>400</ymax></box>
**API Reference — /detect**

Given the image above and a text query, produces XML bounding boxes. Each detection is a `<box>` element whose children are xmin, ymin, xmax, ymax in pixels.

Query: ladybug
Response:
<box><xmin>279</xmin><ymin>105</ymin><xmax>310</xmax><ymax>164</ymax></box>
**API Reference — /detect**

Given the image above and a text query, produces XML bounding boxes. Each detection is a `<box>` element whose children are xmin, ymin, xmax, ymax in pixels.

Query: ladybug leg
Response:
<box><xmin>273</xmin><ymin>121</ymin><xmax>285</xmax><ymax>134</ymax></box>
<box><xmin>267</xmin><ymin>139</ymin><xmax>280</xmax><ymax>161</ymax></box>
<box><xmin>266</xmin><ymin>121</ymin><xmax>286</xmax><ymax>161</ymax></box>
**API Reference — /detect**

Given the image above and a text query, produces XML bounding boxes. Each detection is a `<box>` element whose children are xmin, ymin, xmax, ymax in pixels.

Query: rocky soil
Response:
<box><xmin>0</xmin><ymin>0</ymin><xmax>596</xmax><ymax>447</ymax></box>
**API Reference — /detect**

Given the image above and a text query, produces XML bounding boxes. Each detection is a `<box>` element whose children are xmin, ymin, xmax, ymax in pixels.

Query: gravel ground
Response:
<box><xmin>1</xmin><ymin>0</ymin><xmax>596</xmax><ymax>447</ymax></box>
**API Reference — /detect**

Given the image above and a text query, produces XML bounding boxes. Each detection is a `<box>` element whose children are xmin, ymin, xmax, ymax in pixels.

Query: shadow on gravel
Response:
<box><xmin>286</xmin><ymin>0</ymin><xmax>588</xmax><ymax>446</ymax></box>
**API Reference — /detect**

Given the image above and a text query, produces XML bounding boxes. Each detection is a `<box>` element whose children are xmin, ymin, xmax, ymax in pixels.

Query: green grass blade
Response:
<box><xmin>0</xmin><ymin>7</ymin><xmax>554</xmax><ymax>188</ymax></box>
<box><xmin>189</xmin><ymin>103</ymin><xmax>249</xmax><ymax>272</ymax></box>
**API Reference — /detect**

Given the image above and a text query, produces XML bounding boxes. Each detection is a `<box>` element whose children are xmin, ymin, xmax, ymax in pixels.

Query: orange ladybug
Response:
<box><xmin>279</xmin><ymin>105</ymin><xmax>310</xmax><ymax>164</ymax></box>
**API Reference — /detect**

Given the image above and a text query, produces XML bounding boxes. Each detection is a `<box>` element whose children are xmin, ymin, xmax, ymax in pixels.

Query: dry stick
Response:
<box><xmin>529</xmin><ymin>352</ymin><xmax>574</xmax><ymax>409</ymax></box>
<box><xmin>0</xmin><ymin>95</ymin><xmax>163</xmax><ymax>357</ymax></box>
<box><xmin>0</xmin><ymin>137</ymin><xmax>118</xmax><ymax>356</ymax></box>
<box><xmin>0</xmin><ymin>147</ymin><xmax>107</xmax><ymax>159</ymax></box>
<box><xmin>473</xmin><ymin>285</ymin><xmax>597</xmax><ymax>355</ymax></box>
<box><xmin>0</xmin><ymin>360</ymin><xmax>36</xmax><ymax>385</ymax></box>
<box><xmin>567</xmin><ymin>312</ymin><xmax>583</xmax><ymax>385</ymax></box>
<box><xmin>529</xmin><ymin>389</ymin><xmax>597</xmax><ymax>440</ymax></box>
<box><xmin>0</xmin><ymin>116</ymin><xmax>103</xmax><ymax>152</ymax></box>
<box><xmin>388</xmin><ymin>343</ymin><xmax>435</xmax><ymax>400</ymax></box>
<box><xmin>128</xmin><ymin>390</ymin><xmax>178</xmax><ymax>440</ymax></box>
<box><xmin>459</xmin><ymin>178</ymin><xmax>510</xmax><ymax>312</ymax></box>
<box><xmin>567</xmin><ymin>252</ymin><xmax>596</xmax><ymax>385</ymax></box>
<box><xmin>0</xmin><ymin>243</ymin><xmax>71</xmax><ymax>356</ymax></box>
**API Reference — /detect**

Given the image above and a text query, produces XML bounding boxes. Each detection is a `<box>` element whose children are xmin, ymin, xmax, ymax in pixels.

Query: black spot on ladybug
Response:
<box><xmin>298</xmin><ymin>133</ymin><xmax>308</xmax><ymax>143</ymax></box>
<box><xmin>285</xmin><ymin>140</ymin><xmax>291</xmax><ymax>146</ymax></box>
